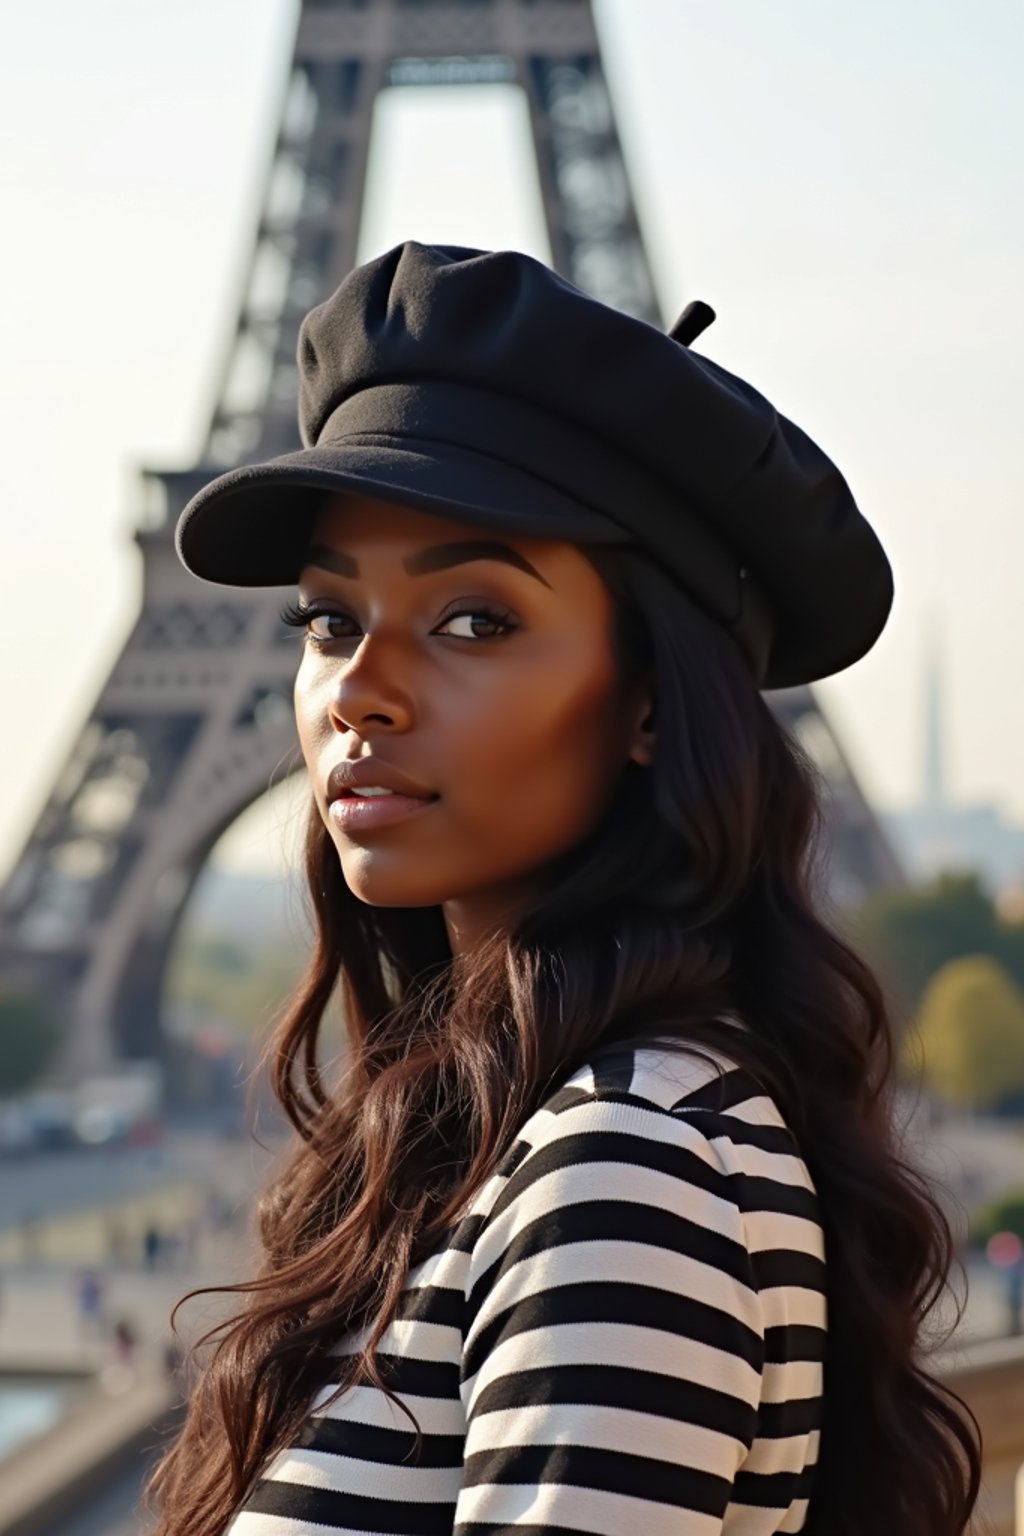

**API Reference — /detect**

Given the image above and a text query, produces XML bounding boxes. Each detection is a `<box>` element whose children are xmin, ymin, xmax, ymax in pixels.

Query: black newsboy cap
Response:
<box><xmin>175</xmin><ymin>240</ymin><xmax>894</xmax><ymax>690</ymax></box>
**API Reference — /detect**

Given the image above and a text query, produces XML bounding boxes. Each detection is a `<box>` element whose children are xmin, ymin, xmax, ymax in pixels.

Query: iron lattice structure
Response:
<box><xmin>0</xmin><ymin>0</ymin><xmax>906</xmax><ymax>1079</ymax></box>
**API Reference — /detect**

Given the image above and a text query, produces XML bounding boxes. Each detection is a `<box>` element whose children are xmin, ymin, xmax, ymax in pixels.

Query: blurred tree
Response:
<box><xmin>0</xmin><ymin>985</ymin><xmax>62</xmax><ymax>1092</ymax></box>
<box><xmin>904</xmin><ymin>955</ymin><xmax>1024</xmax><ymax>1113</ymax></box>
<box><xmin>969</xmin><ymin>1189</ymin><xmax>1024</xmax><ymax>1248</ymax></box>
<box><xmin>195</xmin><ymin>936</ymin><xmax>251</xmax><ymax>977</ymax></box>
<box><xmin>846</xmin><ymin>871</ymin><xmax>1024</xmax><ymax>1017</ymax></box>
<box><xmin>165</xmin><ymin>931</ymin><xmax>305</xmax><ymax>1038</ymax></box>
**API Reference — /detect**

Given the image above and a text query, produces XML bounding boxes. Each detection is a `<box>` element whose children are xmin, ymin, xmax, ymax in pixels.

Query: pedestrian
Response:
<box><xmin>142</xmin><ymin>1224</ymin><xmax>161</xmax><ymax>1271</ymax></box>
<box><xmin>145</xmin><ymin>243</ymin><xmax>980</xmax><ymax>1536</ymax></box>
<box><xmin>112</xmin><ymin>1316</ymin><xmax>138</xmax><ymax>1368</ymax></box>
<box><xmin>74</xmin><ymin>1268</ymin><xmax>104</xmax><ymax>1341</ymax></box>
<box><xmin>1007</xmin><ymin>1258</ymin><xmax>1024</xmax><ymax>1335</ymax></box>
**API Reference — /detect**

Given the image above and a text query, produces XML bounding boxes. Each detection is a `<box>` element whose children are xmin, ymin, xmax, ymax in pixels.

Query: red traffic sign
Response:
<box><xmin>987</xmin><ymin>1231</ymin><xmax>1024</xmax><ymax>1268</ymax></box>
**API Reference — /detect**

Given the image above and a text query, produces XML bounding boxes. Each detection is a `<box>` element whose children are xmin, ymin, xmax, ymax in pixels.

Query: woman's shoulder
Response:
<box><xmin>545</xmin><ymin>1019</ymin><xmax>804</xmax><ymax>1145</ymax></box>
<box><xmin>459</xmin><ymin>1020</ymin><xmax>827</xmax><ymax>1340</ymax></box>
<box><xmin>468</xmin><ymin>1019</ymin><xmax>823</xmax><ymax>1233</ymax></box>
<box><xmin>561</xmin><ymin>1033</ymin><xmax>769</xmax><ymax>1114</ymax></box>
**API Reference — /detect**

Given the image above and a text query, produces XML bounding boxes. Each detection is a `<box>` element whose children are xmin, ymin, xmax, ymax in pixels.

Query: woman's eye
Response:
<box><xmin>307</xmin><ymin>612</ymin><xmax>356</xmax><ymax>642</ymax></box>
<box><xmin>435</xmin><ymin>607</ymin><xmax>517</xmax><ymax>640</ymax></box>
<box><xmin>278</xmin><ymin>601</ymin><xmax>355</xmax><ymax>641</ymax></box>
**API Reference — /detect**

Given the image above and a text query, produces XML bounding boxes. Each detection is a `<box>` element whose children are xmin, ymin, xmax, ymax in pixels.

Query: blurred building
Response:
<box><xmin>883</xmin><ymin>625</ymin><xmax>1024</xmax><ymax>898</ymax></box>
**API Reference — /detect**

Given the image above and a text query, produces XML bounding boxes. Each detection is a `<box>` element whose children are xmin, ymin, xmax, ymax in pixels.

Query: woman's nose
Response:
<box><xmin>326</xmin><ymin>634</ymin><xmax>415</xmax><ymax>733</ymax></box>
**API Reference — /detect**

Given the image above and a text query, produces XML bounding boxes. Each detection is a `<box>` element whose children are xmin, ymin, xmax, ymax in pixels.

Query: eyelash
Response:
<box><xmin>277</xmin><ymin>598</ymin><xmax>520</xmax><ymax>646</ymax></box>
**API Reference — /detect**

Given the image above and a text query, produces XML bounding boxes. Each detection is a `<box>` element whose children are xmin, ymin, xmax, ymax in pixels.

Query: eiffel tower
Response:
<box><xmin>0</xmin><ymin>0</ymin><xmax>906</xmax><ymax>1082</ymax></box>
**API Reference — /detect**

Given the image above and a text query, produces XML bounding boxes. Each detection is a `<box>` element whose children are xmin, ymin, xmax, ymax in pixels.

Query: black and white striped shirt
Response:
<box><xmin>228</xmin><ymin>1041</ymin><xmax>827</xmax><ymax>1534</ymax></box>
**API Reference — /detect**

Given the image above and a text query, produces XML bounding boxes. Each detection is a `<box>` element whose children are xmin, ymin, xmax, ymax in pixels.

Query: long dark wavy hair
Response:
<box><xmin>145</xmin><ymin>541</ymin><xmax>982</xmax><ymax>1536</ymax></box>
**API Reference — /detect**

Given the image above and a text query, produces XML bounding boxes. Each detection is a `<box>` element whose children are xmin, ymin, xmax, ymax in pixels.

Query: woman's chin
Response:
<box><xmin>347</xmin><ymin>881</ymin><xmax>446</xmax><ymax>909</ymax></box>
<box><xmin>336</xmin><ymin>851</ymin><xmax>451</xmax><ymax>910</ymax></box>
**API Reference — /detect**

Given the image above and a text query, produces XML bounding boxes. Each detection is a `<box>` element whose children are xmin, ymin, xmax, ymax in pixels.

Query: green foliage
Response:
<box><xmin>969</xmin><ymin>1188</ymin><xmax>1024</xmax><ymax>1249</ymax></box>
<box><xmin>165</xmin><ymin>930</ymin><xmax>306</xmax><ymax>1038</ymax></box>
<box><xmin>195</xmin><ymin>936</ymin><xmax>252</xmax><ymax>978</ymax></box>
<box><xmin>846</xmin><ymin>871</ymin><xmax>1024</xmax><ymax>1017</ymax></box>
<box><xmin>905</xmin><ymin>954</ymin><xmax>1024</xmax><ymax>1112</ymax></box>
<box><xmin>0</xmin><ymin>985</ymin><xmax>62</xmax><ymax>1093</ymax></box>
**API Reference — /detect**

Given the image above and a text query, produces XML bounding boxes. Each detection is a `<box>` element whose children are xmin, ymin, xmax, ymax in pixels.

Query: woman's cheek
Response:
<box><xmin>451</xmin><ymin>698</ymin><xmax>611</xmax><ymax>850</ymax></box>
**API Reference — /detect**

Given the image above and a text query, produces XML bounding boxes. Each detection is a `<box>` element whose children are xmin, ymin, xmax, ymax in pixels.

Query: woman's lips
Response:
<box><xmin>328</xmin><ymin>792</ymin><xmax>440</xmax><ymax>834</ymax></box>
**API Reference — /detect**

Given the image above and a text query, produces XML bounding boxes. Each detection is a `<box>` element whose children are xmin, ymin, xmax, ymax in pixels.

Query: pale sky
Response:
<box><xmin>1</xmin><ymin>0</ymin><xmax>1022</xmax><ymax>879</ymax></box>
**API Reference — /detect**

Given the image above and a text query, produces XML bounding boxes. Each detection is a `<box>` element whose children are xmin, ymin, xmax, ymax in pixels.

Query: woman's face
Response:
<box><xmin>292</xmin><ymin>494</ymin><xmax>653</xmax><ymax>952</ymax></box>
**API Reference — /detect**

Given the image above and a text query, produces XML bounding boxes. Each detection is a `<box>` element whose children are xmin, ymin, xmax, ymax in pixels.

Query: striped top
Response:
<box><xmin>227</xmin><ymin>1041</ymin><xmax>827</xmax><ymax>1535</ymax></box>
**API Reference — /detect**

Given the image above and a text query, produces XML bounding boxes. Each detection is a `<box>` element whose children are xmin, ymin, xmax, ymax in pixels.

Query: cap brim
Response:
<box><xmin>174</xmin><ymin>438</ymin><xmax>629</xmax><ymax>586</ymax></box>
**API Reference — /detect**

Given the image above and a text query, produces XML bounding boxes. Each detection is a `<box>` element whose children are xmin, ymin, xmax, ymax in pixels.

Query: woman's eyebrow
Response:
<box><xmin>305</xmin><ymin>539</ymin><xmax>552</xmax><ymax>589</ymax></box>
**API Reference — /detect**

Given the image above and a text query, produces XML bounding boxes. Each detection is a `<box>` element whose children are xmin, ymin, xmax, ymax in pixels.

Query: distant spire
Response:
<box><xmin>924</xmin><ymin>612</ymin><xmax>945</xmax><ymax>811</ymax></box>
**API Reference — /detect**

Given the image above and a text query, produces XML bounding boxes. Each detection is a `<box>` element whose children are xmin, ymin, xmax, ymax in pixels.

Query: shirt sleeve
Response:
<box><xmin>453</xmin><ymin>1095</ymin><xmax>769</xmax><ymax>1536</ymax></box>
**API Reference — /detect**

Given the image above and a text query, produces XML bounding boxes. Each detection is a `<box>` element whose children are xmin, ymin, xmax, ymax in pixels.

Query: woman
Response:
<box><xmin>149</xmin><ymin>242</ymin><xmax>981</xmax><ymax>1536</ymax></box>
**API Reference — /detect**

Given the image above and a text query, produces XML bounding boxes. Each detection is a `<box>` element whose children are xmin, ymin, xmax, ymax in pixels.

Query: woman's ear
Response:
<box><xmin>628</xmin><ymin>696</ymin><xmax>656</xmax><ymax>768</ymax></box>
